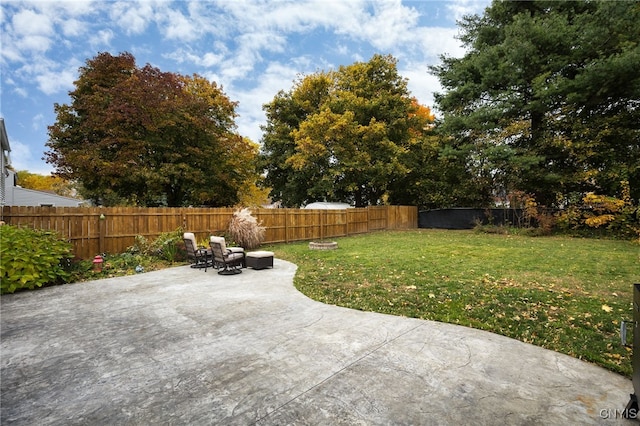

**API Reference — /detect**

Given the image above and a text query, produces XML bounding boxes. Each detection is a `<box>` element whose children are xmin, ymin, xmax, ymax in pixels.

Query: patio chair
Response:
<box><xmin>183</xmin><ymin>232</ymin><xmax>213</xmax><ymax>271</ymax></box>
<box><xmin>210</xmin><ymin>236</ymin><xmax>246</xmax><ymax>268</ymax></box>
<box><xmin>209</xmin><ymin>236</ymin><xmax>245</xmax><ymax>275</ymax></box>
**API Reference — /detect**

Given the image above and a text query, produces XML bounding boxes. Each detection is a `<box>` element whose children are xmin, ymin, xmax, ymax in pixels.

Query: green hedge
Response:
<box><xmin>0</xmin><ymin>225</ymin><xmax>73</xmax><ymax>294</ymax></box>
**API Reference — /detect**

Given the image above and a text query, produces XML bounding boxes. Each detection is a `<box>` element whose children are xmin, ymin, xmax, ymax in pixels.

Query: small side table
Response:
<box><xmin>245</xmin><ymin>251</ymin><xmax>274</xmax><ymax>270</ymax></box>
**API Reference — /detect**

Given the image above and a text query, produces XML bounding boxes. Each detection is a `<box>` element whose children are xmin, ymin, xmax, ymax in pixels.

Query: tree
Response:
<box><xmin>45</xmin><ymin>52</ymin><xmax>257</xmax><ymax>207</ymax></box>
<box><xmin>15</xmin><ymin>170</ymin><xmax>78</xmax><ymax>197</ymax></box>
<box><xmin>260</xmin><ymin>54</ymin><xmax>430</xmax><ymax>207</ymax></box>
<box><xmin>259</xmin><ymin>73</ymin><xmax>333</xmax><ymax>207</ymax></box>
<box><xmin>431</xmin><ymin>0</ymin><xmax>640</xmax><ymax>207</ymax></box>
<box><xmin>384</xmin><ymin>99</ymin><xmax>492</xmax><ymax>208</ymax></box>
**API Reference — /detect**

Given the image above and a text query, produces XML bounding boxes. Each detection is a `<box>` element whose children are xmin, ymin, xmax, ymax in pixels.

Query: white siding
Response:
<box><xmin>1</xmin><ymin>118</ymin><xmax>10</xmax><ymax>207</ymax></box>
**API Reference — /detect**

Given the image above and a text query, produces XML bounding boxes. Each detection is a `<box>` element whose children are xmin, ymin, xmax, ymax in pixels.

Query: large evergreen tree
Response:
<box><xmin>431</xmin><ymin>0</ymin><xmax>640</xmax><ymax>206</ymax></box>
<box><xmin>46</xmin><ymin>52</ymin><xmax>257</xmax><ymax>207</ymax></box>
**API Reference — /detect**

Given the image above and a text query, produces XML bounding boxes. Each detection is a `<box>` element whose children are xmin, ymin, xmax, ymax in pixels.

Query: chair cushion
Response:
<box><xmin>246</xmin><ymin>251</ymin><xmax>274</xmax><ymax>259</ymax></box>
<box><xmin>184</xmin><ymin>232</ymin><xmax>197</xmax><ymax>248</ymax></box>
<box><xmin>210</xmin><ymin>236</ymin><xmax>227</xmax><ymax>252</ymax></box>
<box><xmin>210</xmin><ymin>236</ymin><xmax>245</xmax><ymax>253</ymax></box>
<box><xmin>227</xmin><ymin>252</ymin><xmax>244</xmax><ymax>261</ymax></box>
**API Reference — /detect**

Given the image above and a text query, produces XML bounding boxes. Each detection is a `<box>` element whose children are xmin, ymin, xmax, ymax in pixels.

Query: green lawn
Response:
<box><xmin>264</xmin><ymin>229</ymin><xmax>640</xmax><ymax>377</ymax></box>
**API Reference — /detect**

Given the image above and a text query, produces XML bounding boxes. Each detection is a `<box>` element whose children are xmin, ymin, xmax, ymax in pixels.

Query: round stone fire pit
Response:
<box><xmin>309</xmin><ymin>241</ymin><xmax>338</xmax><ymax>250</ymax></box>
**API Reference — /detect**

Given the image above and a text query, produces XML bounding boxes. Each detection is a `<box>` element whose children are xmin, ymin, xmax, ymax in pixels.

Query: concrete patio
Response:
<box><xmin>1</xmin><ymin>259</ymin><xmax>633</xmax><ymax>425</ymax></box>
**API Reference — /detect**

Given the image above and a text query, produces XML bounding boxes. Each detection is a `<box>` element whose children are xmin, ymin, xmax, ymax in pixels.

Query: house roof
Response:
<box><xmin>303</xmin><ymin>202</ymin><xmax>353</xmax><ymax>209</ymax></box>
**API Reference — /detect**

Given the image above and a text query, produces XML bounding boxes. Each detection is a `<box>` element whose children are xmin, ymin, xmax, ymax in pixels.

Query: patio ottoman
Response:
<box><xmin>245</xmin><ymin>251</ymin><xmax>274</xmax><ymax>270</ymax></box>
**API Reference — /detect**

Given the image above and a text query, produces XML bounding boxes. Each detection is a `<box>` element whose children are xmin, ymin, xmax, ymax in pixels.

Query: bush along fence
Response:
<box><xmin>1</xmin><ymin>205</ymin><xmax>417</xmax><ymax>260</ymax></box>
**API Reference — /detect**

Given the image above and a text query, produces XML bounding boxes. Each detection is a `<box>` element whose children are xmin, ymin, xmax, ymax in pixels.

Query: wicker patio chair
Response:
<box><xmin>183</xmin><ymin>232</ymin><xmax>213</xmax><ymax>271</ymax></box>
<box><xmin>209</xmin><ymin>236</ymin><xmax>245</xmax><ymax>275</ymax></box>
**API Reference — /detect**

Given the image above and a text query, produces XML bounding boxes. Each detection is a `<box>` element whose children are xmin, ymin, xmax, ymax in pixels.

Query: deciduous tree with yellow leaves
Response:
<box><xmin>260</xmin><ymin>54</ymin><xmax>435</xmax><ymax>207</ymax></box>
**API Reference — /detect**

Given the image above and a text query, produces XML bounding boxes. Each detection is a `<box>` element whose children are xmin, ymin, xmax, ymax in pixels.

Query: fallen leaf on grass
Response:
<box><xmin>602</xmin><ymin>305</ymin><xmax>613</xmax><ymax>313</ymax></box>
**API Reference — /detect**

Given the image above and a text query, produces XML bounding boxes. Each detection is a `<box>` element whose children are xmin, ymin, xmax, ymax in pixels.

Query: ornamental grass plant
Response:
<box><xmin>228</xmin><ymin>208</ymin><xmax>265</xmax><ymax>250</ymax></box>
<box><xmin>263</xmin><ymin>229</ymin><xmax>639</xmax><ymax>377</ymax></box>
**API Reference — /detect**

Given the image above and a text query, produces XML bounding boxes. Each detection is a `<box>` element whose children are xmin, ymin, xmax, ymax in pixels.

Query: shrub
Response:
<box><xmin>148</xmin><ymin>228</ymin><xmax>185</xmax><ymax>262</ymax></box>
<box><xmin>0</xmin><ymin>225</ymin><xmax>73</xmax><ymax>294</ymax></box>
<box><xmin>126</xmin><ymin>228</ymin><xmax>185</xmax><ymax>262</ymax></box>
<box><xmin>70</xmin><ymin>251</ymin><xmax>176</xmax><ymax>281</ymax></box>
<box><xmin>227</xmin><ymin>208</ymin><xmax>265</xmax><ymax>249</ymax></box>
<box><xmin>556</xmin><ymin>182</ymin><xmax>640</xmax><ymax>241</ymax></box>
<box><xmin>523</xmin><ymin>195</ymin><xmax>556</xmax><ymax>235</ymax></box>
<box><xmin>473</xmin><ymin>223</ymin><xmax>509</xmax><ymax>235</ymax></box>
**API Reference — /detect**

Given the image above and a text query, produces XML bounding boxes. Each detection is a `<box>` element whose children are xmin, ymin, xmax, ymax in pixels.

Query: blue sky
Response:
<box><xmin>1</xmin><ymin>0</ymin><xmax>490</xmax><ymax>175</ymax></box>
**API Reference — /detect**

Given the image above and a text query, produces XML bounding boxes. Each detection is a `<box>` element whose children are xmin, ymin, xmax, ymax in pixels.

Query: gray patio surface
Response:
<box><xmin>1</xmin><ymin>259</ymin><xmax>633</xmax><ymax>425</ymax></box>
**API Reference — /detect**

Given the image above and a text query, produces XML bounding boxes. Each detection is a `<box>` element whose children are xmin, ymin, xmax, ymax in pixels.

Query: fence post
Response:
<box><xmin>386</xmin><ymin>206</ymin><xmax>390</xmax><ymax>229</ymax></box>
<box><xmin>367</xmin><ymin>207</ymin><xmax>370</xmax><ymax>233</ymax></box>
<box><xmin>99</xmin><ymin>212</ymin><xmax>106</xmax><ymax>254</ymax></box>
<box><xmin>285</xmin><ymin>209</ymin><xmax>289</xmax><ymax>243</ymax></box>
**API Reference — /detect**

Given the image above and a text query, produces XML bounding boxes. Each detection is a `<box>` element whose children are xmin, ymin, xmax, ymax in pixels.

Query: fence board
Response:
<box><xmin>1</xmin><ymin>205</ymin><xmax>417</xmax><ymax>259</ymax></box>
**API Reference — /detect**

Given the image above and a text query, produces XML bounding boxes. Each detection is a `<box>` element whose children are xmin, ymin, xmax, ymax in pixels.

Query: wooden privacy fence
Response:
<box><xmin>1</xmin><ymin>205</ymin><xmax>417</xmax><ymax>259</ymax></box>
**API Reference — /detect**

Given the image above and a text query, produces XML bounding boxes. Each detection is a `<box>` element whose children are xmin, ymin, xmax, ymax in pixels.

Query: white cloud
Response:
<box><xmin>2</xmin><ymin>75</ymin><xmax>28</xmax><ymax>97</ymax></box>
<box><xmin>333</xmin><ymin>43</ymin><xmax>349</xmax><ymax>56</ymax></box>
<box><xmin>110</xmin><ymin>1</ymin><xmax>154</xmax><ymax>35</ymax></box>
<box><xmin>162</xmin><ymin>8</ymin><xmax>198</xmax><ymax>41</ymax></box>
<box><xmin>199</xmin><ymin>51</ymin><xmax>225</xmax><ymax>68</ymax></box>
<box><xmin>163</xmin><ymin>47</ymin><xmax>227</xmax><ymax>68</ymax></box>
<box><xmin>7</xmin><ymin>8</ymin><xmax>55</xmax><ymax>54</ymax></box>
<box><xmin>253</xmin><ymin>0</ymin><xmax>337</xmax><ymax>32</ymax></box>
<box><xmin>23</xmin><ymin>0</ymin><xmax>94</xmax><ymax>35</ymax></box>
<box><xmin>6</xmin><ymin>138</ymin><xmax>37</xmax><ymax>172</ymax></box>
<box><xmin>348</xmin><ymin>0</ymin><xmax>421</xmax><ymax>51</ymax></box>
<box><xmin>17</xmin><ymin>34</ymin><xmax>53</xmax><ymax>53</ymax></box>
<box><xmin>0</xmin><ymin>40</ymin><xmax>24</xmax><ymax>63</ymax></box>
<box><xmin>34</xmin><ymin>65</ymin><xmax>77</xmax><ymax>95</ymax></box>
<box><xmin>89</xmin><ymin>29</ymin><xmax>114</xmax><ymax>48</ymax></box>
<box><xmin>13</xmin><ymin>87</ymin><xmax>28</xmax><ymax>98</ymax></box>
<box><xmin>11</xmin><ymin>8</ymin><xmax>54</xmax><ymax>37</ymax></box>
<box><xmin>218</xmin><ymin>31</ymin><xmax>288</xmax><ymax>82</ymax></box>
<box><xmin>39</xmin><ymin>0</ymin><xmax>96</xmax><ymax>17</ymax></box>
<box><xmin>212</xmin><ymin>0</ymin><xmax>359</xmax><ymax>40</ymax></box>
<box><xmin>447</xmin><ymin>0</ymin><xmax>489</xmax><ymax>22</ymax></box>
<box><xmin>414</xmin><ymin>26</ymin><xmax>465</xmax><ymax>59</ymax></box>
<box><xmin>231</xmin><ymin>61</ymin><xmax>303</xmax><ymax>143</ymax></box>
<box><xmin>184</xmin><ymin>1</ymin><xmax>232</xmax><ymax>38</ymax></box>
<box><xmin>402</xmin><ymin>65</ymin><xmax>442</xmax><ymax>107</ymax></box>
<box><xmin>32</xmin><ymin>113</ymin><xmax>45</xmax><ymax>131</ymax></box>
<box><xmin>60</xmin><ymin>18</ymin><xmax>85</xmax><ymax>37</ymax></box>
